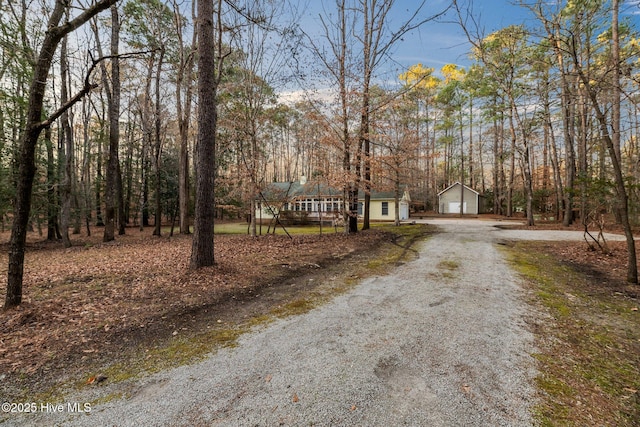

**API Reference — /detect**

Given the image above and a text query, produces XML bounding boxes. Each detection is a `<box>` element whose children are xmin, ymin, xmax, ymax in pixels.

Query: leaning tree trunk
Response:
<box><xmin>574</xmin><ymin>0</ymin><xmax>637</xmax><ymax>284</ymax></box>
<box><xmin>5</xmin><ymin>0</ymin><xmax>118</xmax><ymax>308</ymax></box>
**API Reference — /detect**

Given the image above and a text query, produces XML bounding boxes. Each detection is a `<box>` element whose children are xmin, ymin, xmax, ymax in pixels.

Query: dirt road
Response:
<box><xmin>11</xmin><ymin>219</ymin><xmax>618</xmax><ymax>426</ymax></box>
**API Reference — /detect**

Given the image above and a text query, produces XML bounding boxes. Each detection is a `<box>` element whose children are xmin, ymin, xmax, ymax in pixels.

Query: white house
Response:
<box><xmin>256</xmin><ymin>178</ymin><xmax>411</xmax><ymax>224</ymax></box>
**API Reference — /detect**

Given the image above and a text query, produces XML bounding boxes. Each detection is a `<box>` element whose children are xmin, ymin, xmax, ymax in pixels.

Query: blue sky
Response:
<box><xmin>394</xmin><ymin>0</ymin><xmax>534</xmax><ymax>68</ymax></box>
<box><xmin>391</xmin><ymin>0</ymin><xmax>640</xmax><ymax>73</ymax></box>
<box><xmin>278</xmin><ymin>0</ymin><xmax>640</xmax><ymax>102</ymax></box>
<box><xmin>297</xmin><ymin>0</ymin><xmax>535</xmax><ymax>78</ymax></box>
<box><xmin>298</xmin><ymin>0</ymin><xmax>640</xmax><ymax>77</ymax></box>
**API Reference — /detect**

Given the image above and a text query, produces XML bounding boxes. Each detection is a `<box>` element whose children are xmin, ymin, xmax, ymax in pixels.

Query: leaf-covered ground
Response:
<box><xmin>505</xmin><ymin>222</ymin><xmax>640</xmax><ymax>426</ymax></box>
<box><xmin>0</xmin><ymin>226</ymin><xmax>402</xmax><ymax>400</ymax></box>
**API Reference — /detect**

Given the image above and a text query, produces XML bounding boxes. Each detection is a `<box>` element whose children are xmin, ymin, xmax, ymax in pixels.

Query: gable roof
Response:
<box><xmin>437</xmin><ymin>182</ymin><xmax>481</xmax><ymax>197</ymax></box>
<box><xmin>259</xmin><ymin>181</ymin><xmax>341</xmax><ymax>200</ymax></box>
<box><xmin>260</xmin><ymin>181</ymin><xmax>410</xmax><ymax>202</ymax></box>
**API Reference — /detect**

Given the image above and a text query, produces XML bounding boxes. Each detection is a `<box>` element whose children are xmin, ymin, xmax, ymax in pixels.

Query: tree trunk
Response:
<box><xmin>5</xmin><ymin>0</ymin><xmax>118</xmax><ymax>309</ymax></box>
<box><xmin>60</xmin><ymin>29</ymin><xmax>73</xmax><ymax>248</ymax></box>
<box><xmin>609</xmin><ymin>0</ymin><xmax>636</xmax><ymax>283</ymax></box>
<box><xmin>153</xmin><ymin>47</ymin><xmax>165</xmax><ymax>237</ymax></box>
<box><xmin>81</xmin><ymin>97</ymin><xmax>93</xmax><ymax>236</ymax></box>
<box><xmin>190</xmin><ymin>0</ymin><xmax>218</xmax><ymax>268</ymax></box>
<box><xmin>360</xmin><ymin>0</ymin><xmax>371</xmax><ymax>231</ymax></box>
<box><xmin>95</xmin><ymin>130</ymin><xmax>104</xmax><ymax>227</ymax></box>
<box><xmin>103</xmin><ymin>5</ymin><xmax>121</xmax><ymax>242</ymax></box>
<box><xmin>117</xmin><ymin>159</ymin><xmax>126</xmax><ymax>235</ymax></box>
<box><xmin>138</xmin><ymin>133</ymin><xmax>147</xmax><ymax>232</ymax></box>
<box><xmin>176</xmin><ymin>2</ymin><xmax>196</xmax><ymax>235</ymax></box>
<box><xmin>45</xmin><ymin>126</ymin><xmax>61</xmax><ymax>241</ymax></box>
<box><xmin>575</xmin><ymin>0</ymin><xmax>636</xmax><ymax>283</ymax></box>
<box><xmin>546</xmin><ymin>104</ymin><xmax>565</xmax><ymax>222</ymax></box>
<box><xmin>492</xmin><ymin>100</ymin><xmax>501</xmax><ymax>215</ymax></box>
<box><xmin>559</xmin><ymin>34</ymin><xmax>577</xmax><ymax>226</ymax></box>
<box><xmin>506</xmin><ymin>112</ymin><xmax>516</xmax><ymax>217</ymax></box>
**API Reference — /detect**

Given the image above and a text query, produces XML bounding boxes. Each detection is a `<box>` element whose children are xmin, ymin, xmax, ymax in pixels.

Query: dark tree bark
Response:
<box><xmin>175</xmin><ymin>0</ymin><xmax>196</xmax><ymax>235</ymax></box>
<box><xmin>116</xmin><ymin>158</ymin><xmax>126</xmax><ymax>234</ymax></box>
<box><xmin>45</xmin><ymin>126</ymin><xmax>61</xmax><ymax>241</ymax></box>
<box><xmin>103</xmin><ymin>4</ymin><xmax>121</xmax><ymax>242</ymax></box>
<box><xmin>81</xmin><ymin>97</ymin><xmax>93</xmax><ymax>236</ymax></box>
<box><xmin>190</xmin><ymin>0</ymin><xmax>219</xmax><ymax>268</ymax></box>
<box><xmin>96</xmin><ymin>147</ymin><xmax>105</xmax><ymax>227</ymax></box>
<box><xmin>153</xmin><ymin>46</ymin><xmax>165</xmax><ymax>237</ymax></box>
<box><xmin>60</xmin><ymin>28</ymin><xmax>73</xmax><ymax>248</ymax></box>
<box><xmin>5</xmin><ymin>0</ymin><xmax>119</xmax><ymax>309</ymax></box>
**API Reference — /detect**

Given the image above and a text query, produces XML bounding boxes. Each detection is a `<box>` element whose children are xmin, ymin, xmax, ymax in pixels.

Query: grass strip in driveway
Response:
<box><xmin>507</xmin><ymin>241</ymin><xmax>640</xmax><ymax>427</ymax></box>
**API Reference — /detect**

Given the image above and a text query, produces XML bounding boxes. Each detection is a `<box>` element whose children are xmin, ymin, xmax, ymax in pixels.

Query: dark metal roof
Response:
<box><xmin>259</xmin><ymin>181</ymin><xmax>406</xmax><ymax>201</ymax></box>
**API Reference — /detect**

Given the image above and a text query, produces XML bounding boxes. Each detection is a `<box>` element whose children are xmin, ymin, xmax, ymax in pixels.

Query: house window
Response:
<box><xmin>358</xmin><ymin>202</ymin><xmax>363</xmax><ymax>215</ymax></box>
<box><xmin>382</xmin><ymin>202</ymin><xmax>389</xmax><ymax>216</ymax></box>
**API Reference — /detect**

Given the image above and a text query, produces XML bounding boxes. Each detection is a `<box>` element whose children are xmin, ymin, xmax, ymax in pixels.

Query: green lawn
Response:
<box><xmin>163</xmin><ymin>221</ymin><xmax>404</xmax><ymax>236</ymax></box>
<box><xmin>214</xmin><ymin>222</ymin><xmax>345</xmax><ymax>235</ymax></box>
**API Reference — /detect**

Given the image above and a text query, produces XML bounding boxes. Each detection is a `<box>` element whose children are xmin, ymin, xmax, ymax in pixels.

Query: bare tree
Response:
<box><xmin>572</xmin><ymin>0</ymin><xmax>636</xmax><ymax>283</ymax></box>
<box><xmin>228</xmin><ymin>0</ymin><xmax>302</xmax><ymax>237</ymax></box>
<box><xmin>354</xmin><ymin>0</ymin><xmax>448</xmax><ymax>230</ymax></box>
<box><xmin>174</xmin><ymin>0</ymin><xmax>197</xmax><ymax>235</ymax></box>
<box><xmin>102</xmin><ymin>4</ymin><xmax>122</xmax><ymax>242</ymax></box>
<box><xmin>5</xmin><ymin>0</ymin><xmax>119</xmax><ymax>308</ymax></box>
<box><xmin>307</xmin><ymin>0</ymin><xmax>448</xmax><ymax>232</ymax></box>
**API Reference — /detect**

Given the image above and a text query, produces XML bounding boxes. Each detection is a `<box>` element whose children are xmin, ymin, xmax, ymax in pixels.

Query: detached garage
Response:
<box><xmin>438</xmin><ymin>182</ymin><xmax>487</xmax><ymax>215</ymax></box>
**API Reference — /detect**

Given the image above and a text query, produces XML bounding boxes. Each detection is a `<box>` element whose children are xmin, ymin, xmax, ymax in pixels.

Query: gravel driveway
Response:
<box><xmin>9</xmin><ymin>219</ymin><xmax>624</xmax><ymax>426</ymax></box>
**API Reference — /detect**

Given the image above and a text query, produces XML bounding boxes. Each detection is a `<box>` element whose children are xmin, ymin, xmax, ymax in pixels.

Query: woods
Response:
<box><xmin>2</xmin><ymin>0</ymin><xmax>640</xmax><ymax>308</ymax></box>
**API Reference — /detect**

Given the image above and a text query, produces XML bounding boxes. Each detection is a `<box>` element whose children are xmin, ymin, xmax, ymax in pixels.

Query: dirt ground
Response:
<box><xmin>0</xmin><ymin>225</ymin><xmax>409</xmax><ymax>401</ymax></box>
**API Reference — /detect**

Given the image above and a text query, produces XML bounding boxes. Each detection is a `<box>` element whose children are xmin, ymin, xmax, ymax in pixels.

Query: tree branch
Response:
<box><xmin>36</xmin><ymin>50</ymin><xmax>153</xmax><ymax>130</ymax></box>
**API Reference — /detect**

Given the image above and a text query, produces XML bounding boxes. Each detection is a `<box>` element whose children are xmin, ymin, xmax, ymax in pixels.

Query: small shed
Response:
<box><xmin>438</xmin><ymin>182</ymin><xmax>486</xmax><ymax>215</ymax></box>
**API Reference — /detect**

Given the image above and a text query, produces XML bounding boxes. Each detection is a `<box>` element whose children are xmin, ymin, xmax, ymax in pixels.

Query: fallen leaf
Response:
<box><xmin>265</xmin><ymin>374</ymin><xmax>272</xmax><ymax>383</ymax></box>
<box><xmin>292</xmin><ymin>393</ymin><xmax>299</xmax><ymax>403</ymax></box>
<box><xmin>86</xmin><ymin>375</ymin><xmax>107</xmax><ymax>385</ymax></box>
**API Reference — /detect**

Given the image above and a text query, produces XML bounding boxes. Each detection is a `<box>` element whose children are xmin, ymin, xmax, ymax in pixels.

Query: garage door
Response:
<box><xmin>449</xmin><ymin>202</ymin><xmax>467</xmax><ymax>214</ymax></box>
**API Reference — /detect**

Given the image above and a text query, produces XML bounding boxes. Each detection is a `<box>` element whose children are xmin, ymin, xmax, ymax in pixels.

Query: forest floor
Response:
<box><xmin>0</xmin><ymin>223</ymin><xmax>424</xmax><ymax>403</ymax></box>
<box><xmin>0</xmin><ymin>216</ymin><xmax>639</xmax><ymax>425</ymax></box>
